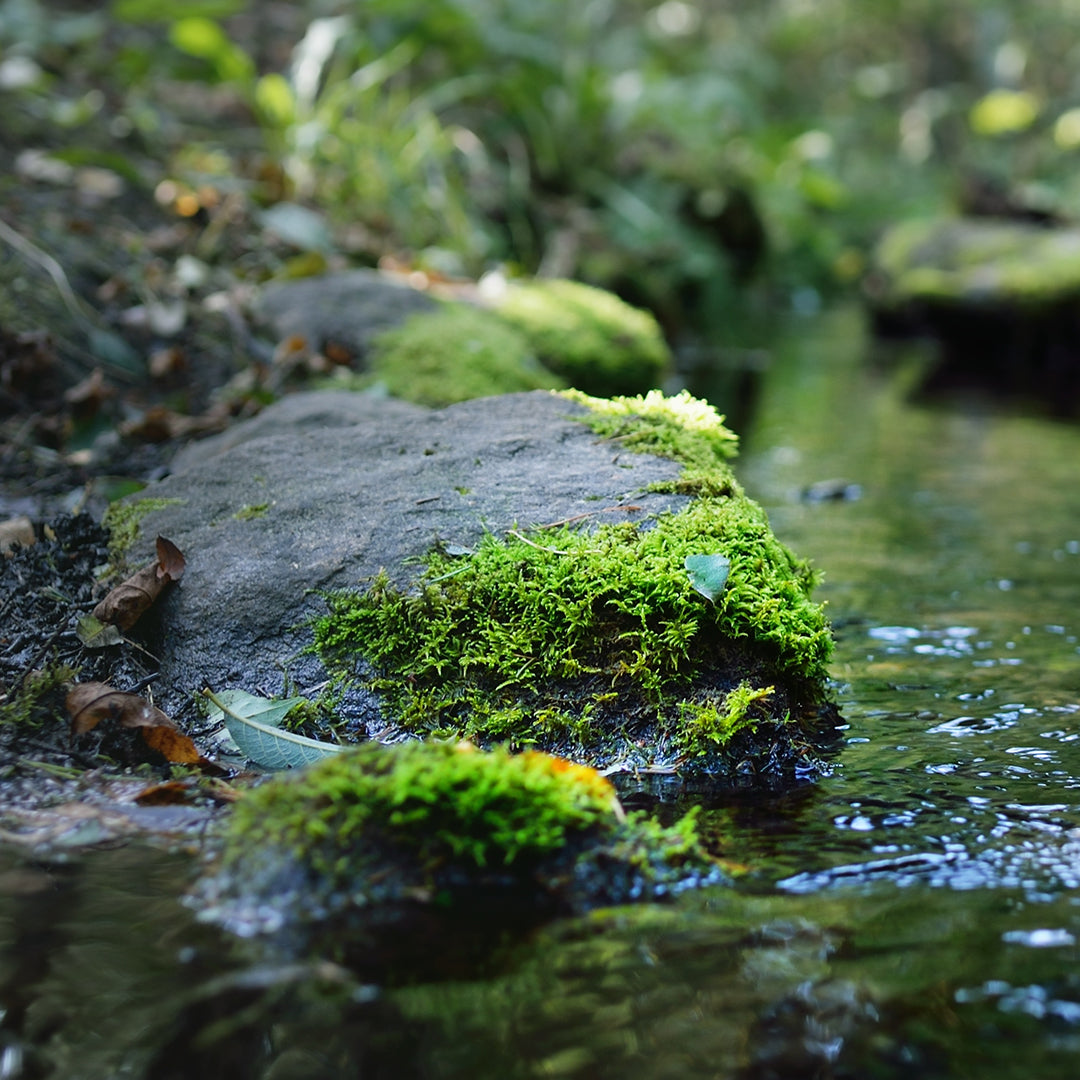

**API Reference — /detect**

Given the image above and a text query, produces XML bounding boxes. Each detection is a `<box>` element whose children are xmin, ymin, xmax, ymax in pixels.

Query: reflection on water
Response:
<box><xmin>3</xmin><ymin>307</ymin><xmax>1080</xmax><ymax>1078</ymax></box>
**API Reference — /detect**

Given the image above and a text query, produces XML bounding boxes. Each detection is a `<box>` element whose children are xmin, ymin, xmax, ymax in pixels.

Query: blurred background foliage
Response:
<box><xmin>4</xmin><ymin>0</ymin><xmax>1080</xmax><ymax>339</ymax></box>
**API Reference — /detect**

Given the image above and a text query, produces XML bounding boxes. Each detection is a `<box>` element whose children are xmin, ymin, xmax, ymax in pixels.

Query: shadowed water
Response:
<box><xmin>2</xmin><ymin>307</ymin><xmax>1079</xmax><ymax>1078</ymax></box>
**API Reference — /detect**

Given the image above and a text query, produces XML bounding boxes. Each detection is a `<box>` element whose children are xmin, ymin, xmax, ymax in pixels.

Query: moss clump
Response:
<box><xmin>873</xmin><ymin>218</ymin><xmax>1080</xmax><ymax>309</ymax></box>
<box><xmin>677</xmin><ymin>681</ymin><xmax>775</xmax><ymax>754</ymax></box>
<box><xmin>495</xmin><ymin>279</ymin><xmax>671</xmax><ymax>397</ymax></box>
<box><xmin>102</xmin><ymin>497</ymin><xmax>185</xmax><ymax>564</ymax></box>
<box><xmin>367</xmin><ymin>303</ymin><xmax>565</xmax><ymax>407</ymax></box>
<box><xmin>203</xmin><ymin>743</ymin><xmax>721</xmax><ymax>948</ymax></box>
<box><xmin>562</xmin><ymin>387</ymin><xmax>739</xmax><ymax>490</ymax></box>
<box><xmin>312</xmin><ymin>390</ymin><xmax>831</xmax><ymax>767</ymax></box>
<box><xmin>226</xmin><ymin>740</ymin><xmax>624</xmax><ymax>871</ymax></box>
<box><xmin>0</xmin><ymin>663</ymin><xmax>77</xmax><ymax>728</ymax></box>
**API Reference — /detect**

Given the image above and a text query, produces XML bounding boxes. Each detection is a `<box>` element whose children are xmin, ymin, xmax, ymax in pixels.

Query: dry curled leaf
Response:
<box><xmin>92</xmin><ymin>535</ymin><xmax>186</xmax><ymax>631</ymax></box>
<box><xmin>66</xmin><ymin>680</ymin><xmax>213</xmax><ymax>767</ymax></box>
<box><xmin>66</xmin><ymin>681</ymin><xmax>173</xmax><ymax>735</ymax></box>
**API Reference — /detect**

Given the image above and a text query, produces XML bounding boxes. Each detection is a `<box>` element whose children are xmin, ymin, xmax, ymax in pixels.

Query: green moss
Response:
<box><xmin>562</xmin><ymin>388</ymin><xmax>739</xmax><ymax>488</ymax></box>
<box><xmin>0</xmin><ymin>663</ymin><xmax>76</xmax><ymax>727</ymax></box>
<box><xmin>495</xmin><ymin>279</ymin><xmax>671</xmax><ymax>397</ymax></box>
<box><xmin>677</xmin><ymin>681</ymin><xmax>776</xmax><ymax>754</ymax></box>
<box><xmin>102</xmin><ymin>497</ymin><xmax>185</xmax><ymax>563</ymax></box>
<box><xmin>226</xmin><ymin>741</ymin><xmax>624</xmax><ymax>871</ymax></box>
<box><xmin>311</xmin><ymin>390</ymin><xmax>830</xmax><ymax>760</ymax></box>
<box><xmin>874</xmin><ymin>218</ymin><xmax>1080</xmax><ymax>308</ymax></box>
<box><xmin>234</xmin><ymin>502</ymin><xmax>270</xmax><ymax>521</ymax></box>
<box><xmin>367</xmin><ymin>303</ymin><xmax>565</xmax><ymax>407</ymax></box>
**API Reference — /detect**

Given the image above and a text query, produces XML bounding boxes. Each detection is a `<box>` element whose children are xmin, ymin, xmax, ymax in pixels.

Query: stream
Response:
<box><xmin>2</xmin><ymin>306</ymin><xmax>1080</xmax><ymax>1078</ymax></box>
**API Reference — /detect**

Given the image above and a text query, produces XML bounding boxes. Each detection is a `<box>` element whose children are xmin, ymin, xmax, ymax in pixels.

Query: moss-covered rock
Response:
<box><xmin>313</xmin><ymin>389</ymin><xmax>835</xmax><ymax>782</ymax></box>
<box><xmin>366</xmin><ymin>302</ymin><xmax>565</xmax><ymax>407</ymax></box>
<box><xmin>869</xmin><ymin>218</ymin><xmax>1080</xmax><ymax>310</ymax></box>
<box><xmin>197</xmin><ymin>741</ymin><xmax>722</xmax><ymax>963</ymax></box>
<box><xmin>866</xmin><ymin>218</ymin><xmax>1080</xmax><ymax>413</ymax></box>
<box><xmin>493</xmin><ymin>279</ymin><xmax>672</xmax><ymax>397</ymax></box>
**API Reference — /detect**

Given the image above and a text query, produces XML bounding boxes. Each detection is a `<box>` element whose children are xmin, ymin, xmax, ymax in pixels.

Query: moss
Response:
<box><xmin>367</xmin><ymin>303</ymin><xmax>565</xmax><ymax>407</ymax></box>
<box><xmin>206</xmin><ymin>742</ymin><xmax>722</xmax><ymax>940</ymax></box>
<box><xmin>874</xmin><ymin>218</ymin><xmax>1080</xmax><ymax>308</ymax></box>
<box><xmin>677</xmin><ymin>681</ymin><xmax>776</xmax><ymax>754</ymax></box>
<box><xmin>0</xmin><ymin>663</ymin><xmax>76</xmax><ymax>727</ymax></box>
<box><xmin>227</xmin><ymin>741</ymin><xmax>624</xmax><ymax>871</ymax></box>
<box><xmin>311</xmin><ymin>390</ymin><xmax>831</xmax><ymax>764</ymax></box>
<box><xmin>102</xmin><ymin>497</ymin><xmax>185</xmax><ymax>563</ymax></box>
<box><xmin>495</xmin><ymin>279</ymin><xmax>671</xmax><ymax>397</ymax></box>
<box><xmin>233</xmin><ymin>502</ymin><xmax>271</xmax><ymax>521</ymax></box>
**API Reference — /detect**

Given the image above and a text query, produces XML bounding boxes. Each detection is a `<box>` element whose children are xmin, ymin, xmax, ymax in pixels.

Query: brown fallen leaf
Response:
<box><xmin>140</xmin><ymin>724</ymin><xmax>202</xmax><ymax>764</ymax></box>
<box><xmin>134</xmin><ymin>777</ymin><xmax>240</xmax><ymax>805</ymax></box>
<box><xmin>66</xmin><ymin>680</ymin><xmax>218</xmax><ymax>769</ymax></box>
<box><xmin>92</xmin><ymin>535</ymin><xmax>186</xmax><ymax>631</ymax></box>
<box><xmin>67</xmin><ymin>681</ymin><xmax>173</xmax><ymax>735</ymax></box>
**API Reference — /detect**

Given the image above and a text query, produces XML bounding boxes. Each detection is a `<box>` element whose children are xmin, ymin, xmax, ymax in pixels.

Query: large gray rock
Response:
<box><xmin>132</xmin><ymin>390</ymin><xmax>687</xmax><ymax>709</ymax></box>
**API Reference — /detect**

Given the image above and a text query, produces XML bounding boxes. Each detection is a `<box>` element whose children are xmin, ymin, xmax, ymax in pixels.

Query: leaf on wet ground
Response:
<box><xmin>202</xmin><ymin>688</ymin><xmax>342</xmax><ymax>769</ymax></box>
<box><xmin>684</xmin><ymin>553</ymin><xmax>731</xmax><ymax>602</ymax></box>
<box><xmin>75</xmin><ymin>613</ymin><xmax>124</xmax><ymax>649</ymax></box>
<box><xmin>92</xmin><ymin>535</ymin><xmax>186</xmax><ymax>631</ymax></box>
<box><xmin>65</xmin><ymin>680</ymin><xmax>210</xmax><ymax>766</ymax></box>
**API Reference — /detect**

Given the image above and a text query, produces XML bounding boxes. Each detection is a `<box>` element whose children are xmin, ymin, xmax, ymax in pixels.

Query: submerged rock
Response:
<box><xmin>196</xmin><ymin>741</ymin><xmax>722</xmax><ymax>968</ymax></box>
<box><xmin>123</xmin><ymin>388</ymin><xmax>836</xmax><ymax>784</ymax></box>
<box><xmin>865</xmin><ymin>217</ymin><xmax>1080</xmax><ymax>412</ymax></box>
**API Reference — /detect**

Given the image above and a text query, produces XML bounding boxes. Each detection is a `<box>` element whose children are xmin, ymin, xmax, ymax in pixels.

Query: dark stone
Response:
<box><xmin>253</xmin><ymin>270</ymin><xmax>438</xmax><ymax>365</ymax></box>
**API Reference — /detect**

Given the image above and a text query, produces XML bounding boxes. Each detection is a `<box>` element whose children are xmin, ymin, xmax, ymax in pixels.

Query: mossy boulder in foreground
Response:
<box><xmin>865</xmin><ymin>217</ymin><xmax>1080</xmax><ymax>412</ymax></box>
<box><xmin>197</xmin><ymin>741</ymin><xmax>722</xmax><ymax>965</ymax></box>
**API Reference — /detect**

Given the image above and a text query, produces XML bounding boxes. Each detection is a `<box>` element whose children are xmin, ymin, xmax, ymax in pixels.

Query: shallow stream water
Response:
<box><xmin>2</xmin><ymin>307</ymin><xmax>1080</xmax><ymax>1078</ymax></box>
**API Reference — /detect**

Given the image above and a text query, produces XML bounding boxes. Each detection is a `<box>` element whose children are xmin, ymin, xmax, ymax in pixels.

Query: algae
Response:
<box><xmin>366</xmin><ymin>303</ymin><xmax>565</xmax><ymax>407</ymax></box>
<box><xmin>311</xmin><ymin>390</ymin><xmax>832</xmax><ymax>767</ymax></box>
<box><xmin>495</xmin><ymin>279</ymin><xmax>671</xmax><ymax>397</ymax></box>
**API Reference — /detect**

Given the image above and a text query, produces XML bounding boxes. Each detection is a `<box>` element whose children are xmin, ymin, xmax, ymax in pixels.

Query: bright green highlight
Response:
<box><xmin>225</xmin><ymin>741</ymin><xmax>623</xmax><ymax>870</ymax></box>
<box><xmin>496</xmin><ymin>279</ymin><xmax>671</xmax><ymax>397</ymax></box>
<box><xmin>677</xmin><ymin>681</ymin><xmax>775</xmax><ymax>754</ymax></box>
<box><xmin>562</xmin><ymin>388</ymin><xmax>739</xmax><ymax>489</ymax></box>
<box><xmin>367</xmin><ymin>303</ymin><xmax>564</xmax><ymax>407</ymax></box>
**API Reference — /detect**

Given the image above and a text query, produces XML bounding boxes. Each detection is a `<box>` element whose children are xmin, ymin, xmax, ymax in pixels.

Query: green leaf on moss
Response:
<box><xmin>684</xmin><ymin>553</ymin><xmax>731</xmax><ymax>602</ymax></box>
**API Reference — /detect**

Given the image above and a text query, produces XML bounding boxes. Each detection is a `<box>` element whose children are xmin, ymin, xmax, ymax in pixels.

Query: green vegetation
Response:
<box><xmin>0</xmin><ymin>664</ymin><xmax>76</xmax><ymax>728</ymax></box>
<box><xmin>494</xmin><ymin>279</ymin><xmax>671</xmax><ymax>397</ymax></box>
<box><xmin>224</xmin><ymin>740</ymin><xmax>685</xmax><ymax>871</ymax></box>
<box><xmin>312</xmin><ymin>390</ymin><xmax>830</xmax><ymax>759</ymax></box>
<box><xmin>873</xmin><ymin>218</ymin><xmax>1080</xmax><ymax>309</ymax></box>
<box><xmin>101</xmin><ymin>497</ymin><xmax>185</xmax><ymax>563</ymax></box>
<box><xmin>233</xmin><ymin>502</ymin><xmax>270</xmax><ymax>521</ymax></box>
<box><xmin>5</xmin><ymin>1</ymin><xmax>1080</xmax><ymax>340</ymax></box>
<box><xmin>366</xmin><ymin>303</ymin><xmax>564</xmax><ymax>407</ymax></box>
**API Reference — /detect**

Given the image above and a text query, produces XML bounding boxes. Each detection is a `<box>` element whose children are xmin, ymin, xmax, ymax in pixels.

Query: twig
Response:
<box><xmin>0</xmin><ymin>216</ymin><xmax>94</xmax><ymax>330</ymax></box>
<box><xmin>537</xmin><ymin>504</ymin><xmax>644</xmax><ymax>530</ymax></box>
<box><xmin>506</xmin><ymin>529</ymin><xmax>599</xmax><ymax>556</ymax></box>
